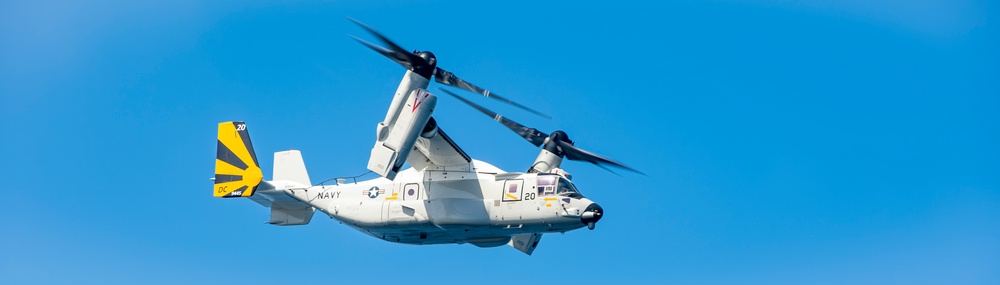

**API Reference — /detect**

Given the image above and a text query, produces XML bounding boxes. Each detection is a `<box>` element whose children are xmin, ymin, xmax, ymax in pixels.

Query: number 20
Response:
<box><xmin>524</xmin><ymin>193</ymin><xmax>536</xmax><ymax>200</ymax></box>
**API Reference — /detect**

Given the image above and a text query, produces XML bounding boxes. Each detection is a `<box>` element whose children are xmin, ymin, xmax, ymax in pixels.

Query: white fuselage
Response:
<box><xmin>266</xmin><ymin>160</ymin><xmax>595</xmax><ymax>247</ymax></box>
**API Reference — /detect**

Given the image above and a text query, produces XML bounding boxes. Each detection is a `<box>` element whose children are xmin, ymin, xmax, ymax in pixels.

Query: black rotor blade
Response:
<box><xmin>348</xmin><ymin>18</ymin><xmax>426</xmax><ymax>69</ymax></box>
<box><xmin>435</xmin><ymin>67</ymin><xmax>551</xmax><ymax>119</ymax></box>
<box><xmin>349</xmin><ymin>35</ymin><xmax>414</xmax><ymax>70</ymax></box>
<box><xmin>556</xmin><ymin>140</ymin><xmax>645</xmax><ymax>175</ymax></box>
<box><xmin>439</xmin><ymin>88</ymin><xmax>549</xmax><ymax>147</ymax></box>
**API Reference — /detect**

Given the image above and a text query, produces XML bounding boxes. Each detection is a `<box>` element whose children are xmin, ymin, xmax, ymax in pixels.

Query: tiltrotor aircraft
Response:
<box><xmin>212</xmin><ymin>19</ymin><xmax>640</xmax><ymax>255</ymax></box>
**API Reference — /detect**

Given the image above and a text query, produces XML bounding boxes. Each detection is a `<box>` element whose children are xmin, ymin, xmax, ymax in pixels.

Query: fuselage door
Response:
<box><xmin>501</xmin><ymin>179</ymin><xmax>524</xmax><ymax>221</ymax></box>
<box><xmin>502</xmin><ymin>179</ymin><xmax>524</xmax><ymax>202</ymax></box>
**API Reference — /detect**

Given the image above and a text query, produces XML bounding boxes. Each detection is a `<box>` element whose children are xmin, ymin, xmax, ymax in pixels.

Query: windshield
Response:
<box><xmin>538</xmin><ymin>174</ymin><xmax>583</xmax><ymax>198</ymax></box>
<box><xmin>556</xmin><ymin>177</ymin><xmax>582</xmax><ymax>197</ymax></box>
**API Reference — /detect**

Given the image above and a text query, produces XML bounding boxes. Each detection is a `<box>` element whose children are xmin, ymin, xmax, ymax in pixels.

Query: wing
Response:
<box><xmin>405</xmin><ymin>118</ymin><xmax>472</xmax><ymax>171</ymax></box>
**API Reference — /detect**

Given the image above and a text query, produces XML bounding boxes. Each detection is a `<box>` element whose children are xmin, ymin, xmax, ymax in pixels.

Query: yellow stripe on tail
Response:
<box><xmin>215</xmin><ymin>121</ymin><xmax>263</xmax><ymax>197</ymax></box>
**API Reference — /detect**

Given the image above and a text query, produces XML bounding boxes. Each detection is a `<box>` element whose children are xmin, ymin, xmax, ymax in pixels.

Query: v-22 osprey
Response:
<box><xmin>212</xmin><ymin>19</ymin><xmax>641</xmax><ymax>255</ymax></box>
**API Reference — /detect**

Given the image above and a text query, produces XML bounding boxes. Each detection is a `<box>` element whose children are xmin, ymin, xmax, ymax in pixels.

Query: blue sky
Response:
<box><xmin>1</xmin><ymin>1</ymin><xmax>997</xmax><ymax>284</ymax></box>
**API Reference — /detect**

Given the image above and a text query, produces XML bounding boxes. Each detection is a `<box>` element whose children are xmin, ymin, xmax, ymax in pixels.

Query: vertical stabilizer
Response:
<box><xmin>214</xmin><ymin>121</ymin><xmax>263</xmax><ymax>197</ymax></box>
<box><xmin>273</xmin><ymin>150</ymin><xmax>311</xmax><ymax>185</ymax></box>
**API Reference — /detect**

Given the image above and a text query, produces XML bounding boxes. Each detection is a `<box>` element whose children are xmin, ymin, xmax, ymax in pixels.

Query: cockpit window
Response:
<box><xmin>537</xmin><ymin>174</ymin><xmax>582</xmax><ymax>198</ymax></box>
<box><xmin>538</xmin><ymin>175</ymin><xmax>557</xmax><ymax>196</ymax></box>
<box><xmin>557</xmin><ymin>178</ymin><xmax>582</xmax><ymax>198</ymax></box>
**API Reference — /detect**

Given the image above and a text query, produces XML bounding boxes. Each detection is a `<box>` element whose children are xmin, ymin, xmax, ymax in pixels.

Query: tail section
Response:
<box><xmin>215</xmin><ymin>121</ymin><xmax>263</xmax><ymax>197</ymax></box>
<box><xmin>273</xmin><ymin>150</ymin><xmax>311</xmax><ymax>186</ymax></box>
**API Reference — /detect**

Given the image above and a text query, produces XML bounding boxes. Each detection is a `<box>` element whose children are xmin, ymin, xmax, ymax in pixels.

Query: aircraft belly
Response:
<box><xmin>364</xmin><ymin>224</ymin><xmax>516</xmax><ymax>246</ymax></box>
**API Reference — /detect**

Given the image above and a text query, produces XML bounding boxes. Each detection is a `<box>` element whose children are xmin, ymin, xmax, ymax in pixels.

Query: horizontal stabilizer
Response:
<box><xmin>269</xmin><ymin>205</ymin><xmax>314</xmax><ymax>226</ymax></box>
<box><xmin>249</xmin><ymin>182</ymin><xmax>316</xmax><ymax>226</ymax></box>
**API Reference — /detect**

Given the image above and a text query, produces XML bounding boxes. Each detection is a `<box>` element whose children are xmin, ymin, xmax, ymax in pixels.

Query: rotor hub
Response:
<box><xmin>412</xmin><ymin>50</ymin><xmax>437</xmax><ymax>78</ymax></box>
<box><xmin>416</xmin><ymin>51</ymin><xmax>436</xmax><ymax>67</ymax></box>
<box><xmin>543</xmin><ymin>130</ymin><xmax>573</xmax><ymax>156</ymax></box>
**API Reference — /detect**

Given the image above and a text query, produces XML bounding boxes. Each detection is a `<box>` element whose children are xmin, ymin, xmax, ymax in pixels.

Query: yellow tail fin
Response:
<box><xmin>214</xmin><ymin>121</ymin><xmax>263</xmax><ymax>197</ymax></box>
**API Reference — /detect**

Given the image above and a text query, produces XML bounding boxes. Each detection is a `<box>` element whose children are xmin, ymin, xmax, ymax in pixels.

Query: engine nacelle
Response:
<box><xmin>528</xmin><ymin>148</ymin><xmax>563</xmax><ymax>173</ymax></box>
<box><xmin>368</xmin><ymin>88</ymin><xmax>437</xmax><ymax>180</ymax></box>
<box><xmin>420</xmin><ymin>117</ymin><xmax>439</xmax><ymax>139</ymax></box>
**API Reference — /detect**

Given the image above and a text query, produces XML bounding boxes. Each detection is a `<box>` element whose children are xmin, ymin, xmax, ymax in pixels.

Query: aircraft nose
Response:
<box><xmin>581</xmin><ymin>203</ymin><xmax>603</xmax><ymax>230</ymax></box>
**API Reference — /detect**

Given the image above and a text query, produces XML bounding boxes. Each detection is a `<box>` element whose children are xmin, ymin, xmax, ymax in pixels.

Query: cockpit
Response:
<box><xmin>537</xmin><ymin>174</ymin><xmax>583</xmax><ymax>198</ymax></box>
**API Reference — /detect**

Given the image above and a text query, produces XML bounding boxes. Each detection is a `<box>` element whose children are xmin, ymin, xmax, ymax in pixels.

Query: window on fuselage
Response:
<box><xmin>538</xmin><ymin>175</ymin><xmax>557</xmax><ymax>196</ymax></box>
<box><xmin>557</xmin><ymin>177</ymin><xmax>582</xmax><ymax>198</ymax></box>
